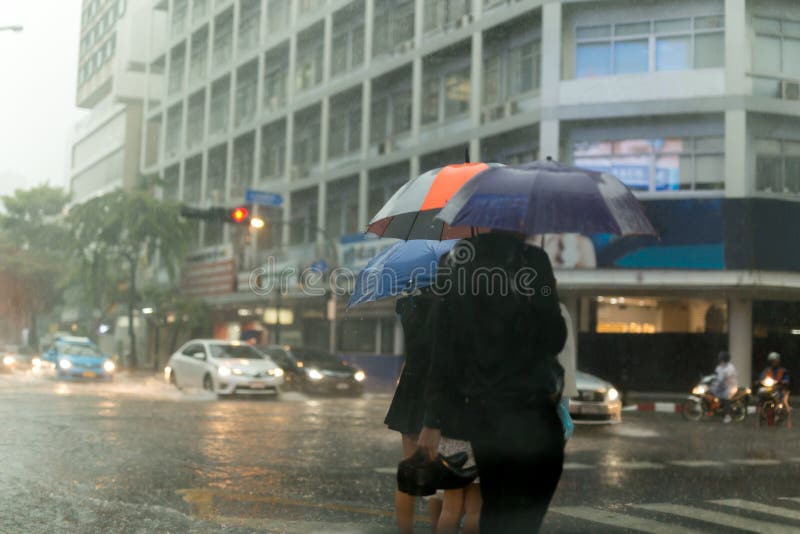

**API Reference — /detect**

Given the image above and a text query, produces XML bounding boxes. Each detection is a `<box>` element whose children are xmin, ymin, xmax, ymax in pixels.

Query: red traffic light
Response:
<box><xmin>231</xmin><ymin>207</ymin><xmax>249</xmax><ymax>223</ymax></box>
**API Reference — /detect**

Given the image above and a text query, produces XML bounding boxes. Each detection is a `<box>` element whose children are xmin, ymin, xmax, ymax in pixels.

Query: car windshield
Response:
<box><xmin>57</xmin><ymin>343</ymin><xmax>101</xmax><ymax>358</ymax></box>
<box><xmin>262</xmin><ymin>347</ymin><xmax>293</xmax><ymax>367</ymax></box>
<box><xmin>290</xmin><ymin>348</ymin><xmax>341</xmax><ymax>366</ymax></box>
<box><xmin>209</xmin><ymin>345</ymin><xmax>264</xmax><ymax>360</ymax></box>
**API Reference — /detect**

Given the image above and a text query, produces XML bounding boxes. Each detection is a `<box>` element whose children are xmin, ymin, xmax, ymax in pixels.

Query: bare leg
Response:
<box><xmin>428</xmin><ymin>494</ymin><xmax>443</xmax><ymax>533</ymax></box>
<box><xmin>436</xmin><ymin>488</ymin><xmax>465</xmax><ymax>534</ymax></box>
<box><xmin>396</xmin><ymin>434</ymin><xmax>418</xmax><ymax>534</ymax></box>
<box><xmin>462</xmin><ymin>484</ymin><xmax>482</xmax><ymax>534</ymax></box>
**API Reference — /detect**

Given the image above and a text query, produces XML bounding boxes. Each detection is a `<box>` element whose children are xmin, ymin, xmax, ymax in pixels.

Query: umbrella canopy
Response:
<box><xmin>348</xmin><ymin>239</ymin><xmax>458</xmax><ymax>307</ymax></box>
<box><xmin>437</xmin><ymin>160</ymin><xmax>657</xmax><ymax>236</ymax></box>
<box><xmin>367</xmin><ymin>162</ymin><xmax>500</xmax><ymax>240</ymax></box>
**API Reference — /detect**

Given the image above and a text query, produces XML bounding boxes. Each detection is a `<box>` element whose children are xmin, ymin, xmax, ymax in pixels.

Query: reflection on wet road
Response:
<box><xmin>1</xmin><ymin>373</ymin><xmax>799</xmax><ymax>532</ymax></box>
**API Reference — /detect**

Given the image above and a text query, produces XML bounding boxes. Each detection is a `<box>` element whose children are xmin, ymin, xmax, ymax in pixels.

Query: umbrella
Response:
<box><xmin>348</xmin><ymin>239</ymin><xmax>458</xmax><ymax>307</ymax></box>
<box><xmin>367</xmin><ymin>162</ymin><xmax>501</xmax><ymax>240</ymax></box>
<box><xmin>437</xmin><ymin>160</ymin><xmax>657</xmax><ymax>237</ymax></box>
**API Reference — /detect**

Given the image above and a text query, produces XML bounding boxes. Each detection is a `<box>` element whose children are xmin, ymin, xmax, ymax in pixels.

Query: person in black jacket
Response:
<box><xmin>384</xmin><ymin>289</ymin><xmax>440</xmax><ymax>533</ymax></box>
<box><xmin>418</xmin><ymin>232</ymin><xmax>567</xmax><ymax>534</ymax></box>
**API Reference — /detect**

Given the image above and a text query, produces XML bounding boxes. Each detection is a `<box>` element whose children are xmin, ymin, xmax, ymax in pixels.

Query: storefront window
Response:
<box><xmin>595</xmin><ymin>296</ymin><xmax>727</xmax><ymax>334</ymax></box>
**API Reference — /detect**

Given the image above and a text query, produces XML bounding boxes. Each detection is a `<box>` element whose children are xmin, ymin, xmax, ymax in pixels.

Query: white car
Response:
<box><xmin>165</xmin><ymin>340</ymin><xmax>284</xmax><ymax>397</ymax></box>
<box><xmin>570</xmin><ymin>371</ymin><xmax>622</xmax><ymax>424</ymax></box>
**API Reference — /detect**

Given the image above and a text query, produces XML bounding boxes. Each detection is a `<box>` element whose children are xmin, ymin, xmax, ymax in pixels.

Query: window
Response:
<box><xmin>267</xmin><ymin>0</ymin><xmax>290</xmax><ymax>35</ymax></box>
<box><xmin>331</xmin><ymin>1</ymin><xmax>365</xmax><ymax>77</ymax></box>
<box><xmin>371</xmin><ymin>68</ymin><xmax>412</xmax><ymax>143</ymax></box>
<box><xmin>263</xmin><ymin>44</ymin><xmax>289</xmax><ymax>112</ymax></box>
<box><xmin>238</xmin><ymin>0</ymin><xmax>261</xmax><ymax>53</ymax></box>
<box><xmin>481</xmin><ymin>126</ymin><xmax>538</xmax><ymax>165</ymax></box>
<box><xmin>424</xmin><ymin>0</ymin><xmax>471</xmax><ymax>33</ymax></box>
<box><xmin>192</xmin><ymin>0</ymin><xmax>208</xmax><ymax>23</ymax></box>
<box><xmin>184</xmin><ymin>156</ymin><xmax>203</xmax><ymax>203</ymax></box>
<box><xmin>260</xmin><ymin>120</ymin><xmax>286</xmax><ymax>180</ymax></box>
<box><xmin>212</xmin><ymin>9</ymin><xmax>233</xmax><ymax>69</ymax></box>
<box><xmin>292</xmin><ymin>105</ymin><xmax>321</xmax><ymax>177</ymax></box>
<box><xmin>235</xmin><ymin>61</ymin><xmax>258</xmax><ymax>128</ymax></box>
<box><xmin>186</xmin><ymin>90</ymin><xmax>206</xmax><ymax>149</ymax></box>
<box><xmin>189</xmin><ymin>27</ymin><xmax>209</xmax><ymax>84</ymax></box>
<box><xmin>209</xmin><ymin>76</ymin><xmax>230</xmax><ymax>134</ymax></box>
<box><xmin>168</xmin><ymin>43</ymin><xmax>186</xmax><ymax>95</ymax></box>
<box><xmin>572</xmin><ymin>136</ymin><xmax>724</xmax><ymax>192</ymax></box>
<box><xmin>232</xmin><ymin>133</ymin><xmax>255</xmax><ymax>198</ymax></box>
<box><xmin>290</xmin><ymin>187</ymin><xmax>319</xmax><ymax>244</ymax></box>
<box><xmin>755</xmin><ymin>138</ymin><xmax>800</xmax><ymax>194</ymax></box>
<box><xmin>165</xmin><ymin>104</ymin><xmax>183</xmax><ymax>158</ymax></box>
<box><xmin>372</xmin><ymin>0</ymin><xmax>414</xmax><ymax>58</ymax></box>
<box><xmin>422</xmin><ymin>46</ymin><xmax>471</xmax><ymax>125</ymax></box>
<box><xmin>575</xmin><ymin>15</ymin><xmax>724</xmax><ymax>78</ymax></box>
<box><xmin>328</xmin><ymin>89</ymin><xmax>362</xmax><ymax>159</ymax></box>
<box><xmin>163</xmin><ymin>165</ymin><xmax>180</xmax><ymax>201</ymax></box>
<box><xmin>298</xmin><ymin>0</ymin><xmax>325</xmax><ymax>16</ymax></box>
<box><xmin>483</xmin><ymin>22</ymin><xmax>541</xmax><ymax>111</ymax></box>
<box><xmin>325</xmin><ymin>176</ymin><xmax>359</xmax><ymax>237</ymax></box>
<box><xmin>752</xmin><ymin>16</ymin><xmax>800</xmax><ymax>81</ymax></box>
<box><xmin>206</xmin><ymin>144</ymin><xmax>227</xmax><ymax>203</ymax></box>
<box><xmin>368</xmin><ymin>163</ymin><xmax>408</xmax><ymax>218</ymax></box>
<box><xmin>171</xmin><ymin>0</ymin><xmax>188</xmax><ymax>36</ymax></box>
<box><xmin>295</xmin><ymin>24</ymin><xmax>324</xmax><ymax>91</ymax></box>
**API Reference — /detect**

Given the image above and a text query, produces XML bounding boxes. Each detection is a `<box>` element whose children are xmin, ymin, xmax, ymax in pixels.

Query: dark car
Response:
<box><xmin>260</xmin><ymin>345</ymin><xmax>366</xmax><ymax>396</ymax></box>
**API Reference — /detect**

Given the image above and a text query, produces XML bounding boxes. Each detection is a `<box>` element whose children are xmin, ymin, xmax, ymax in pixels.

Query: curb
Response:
<box><xmin>623</xmin><ymin>402</ymin><xmax>757</xmax><ymax>414</ymax></box>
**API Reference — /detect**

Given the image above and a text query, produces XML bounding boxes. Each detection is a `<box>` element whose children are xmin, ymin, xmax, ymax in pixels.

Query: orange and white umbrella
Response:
<box><xmin>367</xmin><ymin>162</ymin><xmax>501</xmax><ymax>240</ymax></box>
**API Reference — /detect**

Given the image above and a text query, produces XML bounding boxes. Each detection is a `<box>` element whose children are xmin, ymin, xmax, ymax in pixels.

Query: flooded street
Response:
<box><xmin>2</xmin><ymin>373</ymin><xmax>799</xmax><ymax>533</ymax></box>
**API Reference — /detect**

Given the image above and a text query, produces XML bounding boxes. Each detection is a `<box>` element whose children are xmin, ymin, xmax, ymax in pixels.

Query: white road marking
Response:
<box><xmin>729</xmin><ymin>458</ymin><xmax>782</xmax><ymax>466</ymax></box>
<box><xmin>634</xmin><ymin>503</ymin><xmax>797</xmax><ymax>534</ymax></box>
<box><xmin>551</xmin><ymin>506</ymin><xmax>700</xmax><ymax>534</ymax></box>
<box><xmin>669</xmin><ymin>460</ymin><xmax>725</xmax><ymax>468</ymax></box>
<box><xmin>779</xmin><ymin>497</ymin><xmax>800</xmax><ymax>504</ymax></box>
<box><xmin>563</xmin><ymin>462</ymin><xmax>594</xmax><ymax>470</ymax></box>
<box><xmin>373</xmin><ymin>467</ymin><xmax>396</xmax><ymax>475</ymax></box>
<box><xmin>712</xmin><ymin>499</ymin><xmax>800</xmax><ymax>521</ymax></box>
<box><xmin>603</xmin><ymin>461</ymin><xmax>664</xmax><ymax>469</ymax></box>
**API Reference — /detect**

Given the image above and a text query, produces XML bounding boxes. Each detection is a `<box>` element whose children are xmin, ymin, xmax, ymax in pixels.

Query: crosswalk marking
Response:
<box><xmin>634</xmin><ymin>503</ymin><xmax>797</xmax><ymax>534</ymax></box>
<box><xmin>604</xmin><ymin>461</ymin><xmax>664</xmax><ymax>469</ymax></box>
<box><xmin>669</xmin><ymin>460</ymin><xmax>725</xmax><ymax>468</ymax></box>
<box><xmin>729</xmin><ymin>459</ymin><xmax>782</xmax><ymax>466</ymax></box>
<box><xmin>712</xmin><ymin>499</ymin><xmax>800</xmax><ymax>521</ymax></box>
<box><xmin>551</xmin><ymin>506</ymin><xmax>700</xmax><ymax>534</ymax></box>
<box><xmin>780</xmin><ymin>497</ymin><xmax>800</xmax><ymax>504</ymax></box>
<box><xmin>563</xmin><ymin>462</ymin><xmax>594</xmax><ymax>470</ymax></box>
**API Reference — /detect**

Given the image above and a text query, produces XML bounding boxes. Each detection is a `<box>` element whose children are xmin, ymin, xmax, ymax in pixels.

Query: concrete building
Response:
<box><xmin>139</xmin><ymin>0</ymin><xmax>800</xmax><ymax>391</ymax></box>
<box><xmin>69</xmin><ymin>0</ymin><xmax>162</xmax><ymax>204</ymax></box>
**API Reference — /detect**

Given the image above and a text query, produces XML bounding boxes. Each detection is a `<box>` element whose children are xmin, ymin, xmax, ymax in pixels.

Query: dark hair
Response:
<box><xmin>718</xmin><ymin>350</ymin><xmax>731</xmax><ymax>363</ymax></box>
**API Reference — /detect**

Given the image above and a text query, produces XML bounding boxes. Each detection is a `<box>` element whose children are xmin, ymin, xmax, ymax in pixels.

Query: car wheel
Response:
<box><xmin>203</xmin><ymin>373</ymin><xmax>215</xmax><ymax>392</ymax></box>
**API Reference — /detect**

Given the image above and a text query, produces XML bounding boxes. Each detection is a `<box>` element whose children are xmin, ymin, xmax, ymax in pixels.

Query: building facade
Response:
<box><xmin>139</xmin><ymin>0</ymin><xmax>800</xmax><ymax>391</ymax></box>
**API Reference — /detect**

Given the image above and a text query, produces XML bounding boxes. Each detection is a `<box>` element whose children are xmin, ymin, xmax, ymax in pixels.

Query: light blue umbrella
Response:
<box><xmin>347</xmin><ymin>239</ymin><xmax>458</xmax><ymax>307</ymax></box>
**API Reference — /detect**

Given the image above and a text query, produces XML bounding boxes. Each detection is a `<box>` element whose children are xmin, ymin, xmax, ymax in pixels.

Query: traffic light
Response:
<box><xmin>231</xmin><ymin>207</ymin><xmax>249</xmax><ymax>223</ymax></box>
<box><xmin>180</xmin><ymin>205</ymin><xmax>252</xmax><ymax>225</ymax></box>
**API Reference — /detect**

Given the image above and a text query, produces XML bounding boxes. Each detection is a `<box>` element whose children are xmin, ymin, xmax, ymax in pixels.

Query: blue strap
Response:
<box><xmin>557</xmin><ymin>398</ymin><xmax>574</xmax><ymax>441</ymax></box>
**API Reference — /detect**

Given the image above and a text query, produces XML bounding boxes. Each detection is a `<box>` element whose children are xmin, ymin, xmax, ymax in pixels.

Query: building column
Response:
<box><xmin>725</xmin><ymin>110</ymin><xmax>748</xmax><ymax>197</ymax></box>
<box><xmin>538</xmin><ymin>1</ymin><xmax>562</xmax><ymax>161</ymax></box>
<box><xmin>469</xmin><ymin>28</ymin><xmax>482</xmax><ymax>162</ymax></box>
<box><xmin>725</xmin><ymin>0</ymin><xmax>748</xmax><ymax>96</ymax></box>
<box><xmin>728</xmin><ymin>297</ymin><xmax>753</xmax><ymax>387</ymax></box>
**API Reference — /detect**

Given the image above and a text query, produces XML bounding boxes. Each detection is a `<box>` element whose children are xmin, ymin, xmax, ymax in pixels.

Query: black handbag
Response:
<box><xmin>396</xmin><ymin>448</ymin><xmax>479</xmax><ymax>496</ymax></box>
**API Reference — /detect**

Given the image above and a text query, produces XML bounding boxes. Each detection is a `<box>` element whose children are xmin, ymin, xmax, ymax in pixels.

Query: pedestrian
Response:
<box><xmin>712</xmin><ymin>351</ymin><xmax>738</xmax><ymax>423</ymax></box>
<box><xmin>418</xmin><ymin>232</ymin><xmax>567</xmax><ymax>534</ymax></box>
<box><xmin>384</xmin><ymin>289</ymin><xmax>440</xmax><ymax>534</ymax></box>
<box><xmin>760</xmin><ymin>352</ymin><xmax>791</xmax><ymax>413</ymax></box>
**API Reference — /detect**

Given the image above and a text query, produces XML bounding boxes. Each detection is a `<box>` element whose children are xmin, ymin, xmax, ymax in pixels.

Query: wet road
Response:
<box><xmin>1</xmin><ymin>372</ymin><xmax>800</xmax><ymax>533</ymax></box>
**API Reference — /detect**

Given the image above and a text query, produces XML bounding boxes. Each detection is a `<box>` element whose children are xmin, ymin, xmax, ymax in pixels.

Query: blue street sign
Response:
<box><xmin>245</xmin><ymin>189</ymin><xmax>284</xmax><ymax>206</ymax></box>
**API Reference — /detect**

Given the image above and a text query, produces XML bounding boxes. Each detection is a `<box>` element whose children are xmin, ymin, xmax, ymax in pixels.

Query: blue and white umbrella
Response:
<box><xmin>347</xmin><ymin>239</ymin><xmax>458</xmax><ymax>307</ymax></box>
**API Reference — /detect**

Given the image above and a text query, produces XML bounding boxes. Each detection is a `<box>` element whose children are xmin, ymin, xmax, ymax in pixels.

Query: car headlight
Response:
<box><xmin>270</xmin><ymin>367</ymin><xmax>284</xmax><ymax>377</ymax></box>
<box><xmin>59</xmin><ymin>359</ymin><xmax>72</xmax><ymax>370</ymax></box>
<box><xmin>103</xmin><ymin>360</ymin><xmax>115</xmax><ymax>373</ymax></box>
<box><xmin>307</xmin><ymin>368</ymin><xmax>324</xmax><ymax>380</ymax></box>
<box><xmin>32</xmin><ymin>357</ymin><xmax>41</xmax><ymax>368</ymax></box>
<box><xmin>232</xmin><ymin>368</ymin><xmax>243</xmax><ymax>375</ymax></box>
<box><xmin>218</xmin><ymin>366</ymin><xmax>232</xmax><ymax>377</ymax></box>
<box><xmin>606</xmin><ymin>387</ymin><xmax>619</xmax><ymax>402</ymax></box>
<box><xmin>692</xmin><ymin>385</ymin><xmax>708</xmax><ymax>395</ymax></box>
<box><xmin>354</xmin><ymin>370</ymin><xmax>366</xmax><ymax>382</ymax></box>
<box><xmin>164</xmin><ymin>366</ymin><xmax>172</xmax><ymax>380</ymax></box>
<box><xmin>2</xmin><ymin>355</ymin><xmax>14</xmax><ymax>366</ymax></box>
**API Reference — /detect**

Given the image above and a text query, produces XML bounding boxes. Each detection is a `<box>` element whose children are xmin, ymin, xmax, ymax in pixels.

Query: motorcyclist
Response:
<box><xmin>760</xmin><ymin>352</ymin><xmax>791</xmax><ymax>413</ymax></box>
<box><xmin>711</xmin><ymin>351</ymin><xmax>737</xmax><ymax>423</ymax></box>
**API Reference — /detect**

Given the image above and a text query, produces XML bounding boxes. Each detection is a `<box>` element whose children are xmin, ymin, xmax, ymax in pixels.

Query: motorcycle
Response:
<box><xmin>755</xmin><ymin>376</ymin><xmax>791</xmax><ymax>428</ymax></box>
<box><xmin>681</xmin><ymin>374</ymin><xmax>750</xmax><ymax>422</ymax></box>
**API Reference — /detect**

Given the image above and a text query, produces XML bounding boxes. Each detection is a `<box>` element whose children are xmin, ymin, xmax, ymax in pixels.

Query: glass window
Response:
<box><xmin>656</xmin><ymin>36</ymin><xmax>690</xmax><ymax>71</ymax></box>
<box><xmin>444</xmin><ymin>67</ymin><xmax>470</xmax><ymax>118</ymax></box>
<box><xmin>576</xmin><ymin>43</ymin><xmax>611</xmax><ymax>77</ymax></box>
<box><xmin>694</xmin><ymin>32</ymin><xmax>724</xmax><ymax>68</ymax></box>
<box><xmin>655</xmin><ymin>18</ymin><xmax>691</xmax><ymax>33</ymax></box>
<box><xmin>212</xmin><ymin>9</ymin><xmax>233</xmax><ymax>68</ymax></box>
<box><xmin>755</xmin><ymin>35</ymin><xmax>781</xmax><ymax>73</ymax></box>
<box><xmin>209</xmin><ymin>76</ymin><xmax>230</xmax><ymax>134</ymax></box>
<box><xmin>267</xmin><ymin>0</ymin><xmax>290</xmax><ymax>34</ymax></box>
<box><xmin>615</xmin><ymin>22</ymin><xmax>650</xmax><ymax>37</ymax></box>
<box><xmin>261</xmin><ymin>120</ymin><xmax>286</xmax><ymax>180</ymax></box>
<box><xmin>235</xmin><ymin>61</ymin><xmax>258</xmax><ymax>128</ymax></box>
<box><xmin>206</xmin><ymin>144</ymin><xmax>227</xmax><ymax>203</ymax></box>
<box><xmin>189</xmin><ymin>28</ymin><xmax>209</xmax><ymax>84</ymax></box>
<box><xmin>184</xmin><ymin>156</ymin><xmax>202</xmax><ymax>203</ymax></box>
<box><xmin>238</xmin><ymin>0</ymin><xmax>261</xmax><ymax>52</ymax></box>
<box><xmin>186</xmin><ymin>90</ymin><xmax>206</xmax><ymax>149</ymax></box>
<box><xmin>753</xmin><ymin>16</ymin><xmax>781</xmax><ymax>34</ymax></box>
<box><xmin>576</xmin><ymin>25</ymin><xmax>610</xmax><ymax>39</ymax></box>
<box><xmin>783</xmin><ymin>38</ymin><xmax>800</xmax><ymax>77</ymax></box>
<box><xmin>614</xmin><ymin>39</ymin><xmax>649</xmax><ymax>74</ymax></box>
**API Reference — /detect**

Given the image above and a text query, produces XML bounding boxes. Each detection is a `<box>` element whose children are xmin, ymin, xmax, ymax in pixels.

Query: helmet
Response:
<box><xmin>767</xmin><ymin>352</ymin><xmax>781</xmax><ymax>365</ymax></box>
<box><xmin>718</xmin><ymin>351</ymin><xmax>731</xmax><ymax>363</ymax></box>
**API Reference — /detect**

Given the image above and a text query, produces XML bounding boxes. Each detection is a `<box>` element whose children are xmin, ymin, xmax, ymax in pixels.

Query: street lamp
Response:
<box><xmin>0</xmin><ymin>25</ymin><xmax>23</xmax><ymax>33</ymax></box>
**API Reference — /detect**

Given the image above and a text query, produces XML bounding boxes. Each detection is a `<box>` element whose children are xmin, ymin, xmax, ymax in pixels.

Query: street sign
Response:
<box><xmin>245</xmin><ymin>189</ymin><xmax>284</xmax><ymax>207</ymax></box>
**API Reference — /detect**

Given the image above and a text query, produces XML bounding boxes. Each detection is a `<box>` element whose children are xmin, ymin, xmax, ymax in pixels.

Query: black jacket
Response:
<box><xmin>423</xmin><ymin>234</ymin><xmax>567</xmax><ymax>438</ymax></box>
